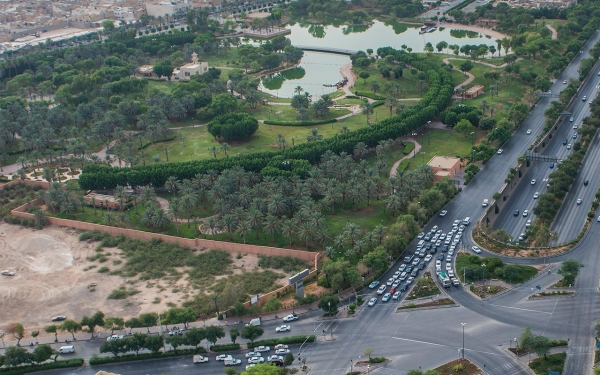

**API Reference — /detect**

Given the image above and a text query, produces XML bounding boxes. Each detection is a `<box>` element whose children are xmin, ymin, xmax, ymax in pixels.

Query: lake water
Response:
<box><xmin>258</xmin><ymin>20</ymin><xmax>496</xmax><ymax>98</ymax></box>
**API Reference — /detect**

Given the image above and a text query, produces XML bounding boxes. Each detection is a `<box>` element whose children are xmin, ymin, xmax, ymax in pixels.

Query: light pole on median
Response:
<box><xmin>461</xmin><ymin>323</ymin><xmax>466</xmax><ymax>358</ymax></box>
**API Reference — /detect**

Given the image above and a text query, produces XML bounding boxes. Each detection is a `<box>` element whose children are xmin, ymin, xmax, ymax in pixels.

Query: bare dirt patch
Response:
<box><xmin>0</xmin><ymin>224</ymin><xmax>127</xmax><ymax>333</ymax></box>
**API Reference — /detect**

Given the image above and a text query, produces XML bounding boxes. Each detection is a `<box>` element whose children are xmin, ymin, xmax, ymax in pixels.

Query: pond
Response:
<box><xmin>258</xmin><ymin>51</ymin><xmax>350</xmax><ymax>98</ymax></box>
<box><xmin>256</xmin><ymin>20</ymin><xmax>496</xmax><ymax>98</ymax></box>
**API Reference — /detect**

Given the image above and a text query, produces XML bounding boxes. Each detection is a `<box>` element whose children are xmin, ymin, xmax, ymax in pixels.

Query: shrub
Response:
<box><xmin>397</xmin><ymin>159</ymin><xmax>410</xmax><ymax>172</ymax></box>
<box><xmin>0</xmin><ymin>359</ymin><xmax>84</xmax><ymax>375</ymax></box>
<box><xmin>403</xmin><ymin>142</ymin><xmax>415</xmax><ymax>155</ymax></box>
<box><xmin>369</xmin><ymin>357</ymin><xmax>386</xmax><ymax>363</ymax></box>
<box><xmin>249</xmin><ymin>335</ymin><xmax>315</xmax><ymax>348</ymax></box>
<box><xmin>208</xmin><ymin>113</ymin><xmax>259</xmax><ymax>142</ymax></box>
<box><xmin>89</xmin><ymin>347</ymin><xmax>206</xmax><ymax>365</ymax></box>
<box><xmin>210</xmin><ymin>343</ymin><xmax>240</xmax><ymax>352</ymax></box>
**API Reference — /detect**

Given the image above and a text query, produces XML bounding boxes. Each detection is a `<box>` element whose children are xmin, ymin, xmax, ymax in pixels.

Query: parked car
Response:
<box><xmin>1</xmin><ymin>270</ymin><xmax>15</xmax><ymax>276</ymax></box>
<box><xmin>275</xmin><ymin>348</ymin><xmax>290</xmax><ymax>355</ymax></box>
<box><xmin>255</xmin><ymin>346</ymin><xmax>271</xmax><ymax>352</ymax></box>
<box><xmin>245</xmin><ymin>352</ymin><xmax>261</xmax><ymax>358</ymax></box>
<box><xmin>248</xmin><ymin>357</ymin><xmax>265</xmax><ymax>364</ymax></box>
<box><xmin>106</xmin><ymin>335</ymin><xmax>124</xmax><ymax>341</ymax></box>
<box><xmin>51</xmin><ymin>316</ymin><xmax>66</xmax><ymax>322</ymax></box>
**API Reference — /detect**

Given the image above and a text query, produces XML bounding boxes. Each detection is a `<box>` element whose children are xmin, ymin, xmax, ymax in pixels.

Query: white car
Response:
<box><xmin>275</xmin><ymin>348</ymin><xmax>290</xmax><ymax>355</ymax></box>
<box><xmin>275</xmin><ymin>325</ymin><xmax>291</xmax><ymax>333</ymax></box>
<box><xmin>436</xmin><ymin>260</ymin><xmax>441</xmax><ymax>267</ymax></box>
<box><xmin>417</xmin><ymin>232</ymin><xmax>425</xmax><ymax>239</ymax></box>
<box><xmin>497</xmin><ymin>149</ymin><xmax>503</xmax><ymax>154</ymax></box>
<box><xmin>275</xmin><ymin>344</ymin><xmax>288</xmax><ymax>350</ymax></box>
<box><xmin>563</xmin><ymin>80</ymin><xmax>567</xmax><ymax>84</ymax></box>
<box><xmin>368</xmin><ymin>297</ymin><xmax>377</xmax><ymax>307</ymax></box>
<box><xmin>1</xmin><ymin>270</ymin><xmax>15</xmax><ymax>276</ymax></box>
<box><xmin>577</xmin><ymin>198</ymin><xmax>582</xmax><ymax>205</ymax></box>
<box><xmin>245</xmin><ymin>352</ymin><xmax>261</xmax><ymax>358</ymax></box>
<box><xmin>398</xmin><ymin>264</ymin><xmax>407</xmax><ymax>272</ymax></box>
<box><xmin>482</xmin><ymin>199</ymin><xmax>489</xmax><ymax>207</ymax></box>
<box><xmin>526</xmin><ymin>129</ymin><xmax>532</xmax><ymax>134</ymax></box>
<box><xmin>439</xmin><ymin>210</ymin><xmax>448</xmax><ymax>217</ymax></box>
<box><xmin>522</xmin><ymin>210</ymin><xmax>528</xmax><ymax>217</ymax></box>
<box><xmin>382</xmin><ymin>293</ymin><xmax>391</xmax><ymax>302</ymax></box>
<box><xmin>268</xmin><ymin>355</ymin><xmax>284</xmax><ymax>362</ymax></box>
<box><xmin>472</xmin><ymin>246</ymin><xmax>481</xmax><ymax>254</ymax></box>
<box><xmin>193</xmin><ymin>355</ymin><xmax>209</xmax><ymax>363</ymax></box>
<box><xmin>392</xmin><ymin>279</ymin><xmax>401</xmax><ymax>287</ymax></box>
<box><xmin>255</xmin><ymin>346</ymin><xmax>270</xmax><ymax>352</ymax></box>
<box><xmin>526</xmin><ymin>219</ymin><xmax>532</xmax><ymax>228</ymax></box>
<box><xmin>531</xmin><ymin>179</ymin><xmax>536</xmax><ymax>185</ymax></box>
<box><xmin>406</xmin><ymin>277</ymin><xmax>415</xmax><ymax>285</ymax></box>
<box><xmin>446</xmin><ymin>263</ymin><xmax>452</xmax><ymax>271</ymax></box>
<box><xmin>106</xmin><ymin>335</ymin><xmax>124</xmax><ymax>341</ymax></box>
<box><xmin>448</xmin><ymin>270</ymin><xmax>455</xmax><ymax>278</ymax></box>
<box><xmin>248</xmin><ymin>357</ymin><xmax>265</xmax><ymax>364</ymax></box>
<box><xmin>533</xmin><ymin>192</ymin><xmax>539</xmax><ymax>199</ymax></box>
<box><xmin>424</xmin><ymin>254</ymin><xmax>432</xmax><ymax>262</ymax></box>
<box><xmin>217</xmin><ymin>355</ymin><xmax>234</xmax><ymax>361</ymax></box>
<box><xmin>386</xmin><ymin>278</ymin><xmax>394</xmax><ymax>286</ymax></box>
<box><xmin>573</xmin><ymin>124</ymin><xmax>578</xmax><ymax>129</ymax></box>
<box><xmin>283</xmin><ymin>314</ymin><xmax>298</xmax><ymax>322</ymax></box>
<box><xmin>393</xmin><ymin>271</ymin><xmax>401</xmax><ymax>279</ymax></box>
<box><xmin>392</xmin><ymin>291</ymin><xmax>401</xmax><ymax>300</ymax></box>
<box><xmin>377</xmin><ymin>285</ymin><xmax>387</xmax><ymax>295</ymax></box>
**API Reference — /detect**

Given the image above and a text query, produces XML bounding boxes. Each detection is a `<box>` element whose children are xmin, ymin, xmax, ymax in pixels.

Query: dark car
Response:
<box><xmin>406</xmin><ymin>265</ymin><xmax>414</xmax><ymax>273</ymax></box>
<box><xmin>442</xmin><ymin>245</ymin><xmax>448</xmax><ymax>252</ymax></box>
<box><xmin>425</xmin><ymin>243</ymin><xmax>432</xmax><ymax>250</ymax></box>
<box><xmin>584</xmin><ymin>180</ymin><xmax>589</xmax><ymax>186</ymax></box>
<box><xmin>411</xmin><ymin>269</ymin><xmax>419</xmax><ymax>277</ymax></box>
<box><xmin>563</xmin><ymin>139</ymin><xmax>568</xmax><ymax>145</ymax></box>
<box><xmin>514</xmin><ymin>210</ymin><xmax>519</xmax><ymax>216</ymax></box>
<box><xmin>437</xmin><ymin>253</ymin><xmax>444</xmax><ymax>260</ymax></box>
<box><xmin>418</xmin><ymin>262</ymin><xmax>426</xmax><ymax>270</ymax></box>
<box><xmin>400</xmin><ymin>283</ymin><xmax>409</xmax><ymax>292</ymax></box>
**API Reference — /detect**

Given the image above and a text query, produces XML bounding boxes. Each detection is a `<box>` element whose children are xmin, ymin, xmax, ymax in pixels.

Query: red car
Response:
<box><xmin>389</xmin><ymin>286</ymin><xmax>397</xmax><ymax>294</ymax></box>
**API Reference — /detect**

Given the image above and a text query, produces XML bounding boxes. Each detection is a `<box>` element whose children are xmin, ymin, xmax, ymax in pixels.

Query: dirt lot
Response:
<box><xmin>0</xmin><ymin>223</ymin><xmax>294</xmax><ymax>336</ymax></box>
<box><xmin>0</xmin><ymin>223</ymin><xmax>127</xmax><ymax>333</ymax></box>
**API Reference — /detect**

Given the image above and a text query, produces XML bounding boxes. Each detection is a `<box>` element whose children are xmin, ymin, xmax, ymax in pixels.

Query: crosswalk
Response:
<box><xmin>307</xmin><ymin>368</ymin><xmax>347</xmax><ymax>375</ymax></box>
<box><xmin>570</xmin><ymin>346</ymin><xmax>594</xmax><ymax>354</ymax></box>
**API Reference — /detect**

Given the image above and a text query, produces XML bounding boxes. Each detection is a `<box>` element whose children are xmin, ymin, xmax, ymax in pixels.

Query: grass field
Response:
<box><xmin>455</xmin><ymin>253</ymin><xmax>538</xmax><ymax>284</ymax></box>
<box><xmin>529</xmin><ymin>353</ymin><xmax>566</xmax><ymax>375</ymax></box>
<box><xmin>352</xmin><ymin>66</ymin><xmax>424</xmax><ymax>98</ymax></box>
<box><xmin>408</xmin><ymin>128</ymin><xmax>475</xmax><ymax>170</ymax></box>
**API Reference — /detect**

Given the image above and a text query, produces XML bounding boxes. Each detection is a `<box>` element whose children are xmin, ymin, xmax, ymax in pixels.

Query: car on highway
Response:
<box><xmin>472</xmin><ymin>246</ymin><xmax>481</xmax><ymax>254</ymax></box>
<box><xmin>482</xmin><ymin>199</ymin><xmax>489</xmax><ymax>207</ymax></box>
<box><xmin>424</xmin><ymin>233</ymin><xmax>432</xmax><ymax>241</ymax></box>
<box><xmin>193</xmin><ymin>355</ymin><xmax>209</xmax><ymax>363</ymax></box>
<box><xmin>531</xmin><ymin>179</ymin><xmax>536</xmax><ymax>185</ymax></box>
<box><xmin>400</xmin><ymin>283</ymin><xmax>409</xmax><ymax>292</ymax></box>
<box><xmin>570</xmin><ymin>117</ymin><xmax>574</xmax><ymax>122</ymax></box>
<box><xmin>573</xmin><ymin>133</ymin><xmax>578</xmax><ymax>139</ymax></box>
<box><xmin>446</xmin><ymin>256</ymin><xmax>452</xmax><ymax>263</ymax></box>
<box><xmin>407</xmin><ymin>277</ymin><xmax>415</xmax><ymax>285</ymax></box>
<box><xmin>439</xmin><ymin>210</ymin><xmax>447</xmax><ymax>217</ymax></box>
<box><xmin>424</xmin><ymin>254</ymin><xmax>432</xmax><ymax>262</ymax></box>
<box><xmin>497</xmin><ymin>149</ymin><xmax>503</xmax><ymax>154</ymax></box>
<box><xmin>526</xmin><ymin>219</ymin><xmax>532</xmax><ymax>228</ymax></box>
<box><xmin>567</xmin><ymin>143</ymin><xmax>572</xmax><ymax>149</ymax></box>
<box><xmin>368</xmin><ymin>281</ymin><xmax>380</xmax><ymax>289</ymax></box>
<box><xmin>523</xmin><ymin>210</ymin><xmax>528</xmax><ymax>217</ymax></box>
<box><xmin>387</xmin><ymin>278</ymin><xmax>394</xmax><ymax>286</ymax></box>
<box><xmin>526</xmin><ymin>129</ymin><xmax>532</xmax><ymax>134</ymax></box>
<box><xmin>445</xmin><ymin>263</ymin><xmax>452</xmax><ymax>271</ymax></box>
<box><xmin>597</xmin><ymin>216</ymin><xmax>600</xmax><ymax>222</ymax></box>
<box><xmin>368</xmin><ymin>297</ymin><xmax>377</xmax><ymax>307</ymax></box>
<box><xmin>275</xmin><ymin>348</ymin><xmax>290</xmax><ymax>355</ymax></box>
<box><xmin>392</xmin><ymin>279</ymin><xmax>401</xmax><ymax>288</ymax></box>
<box><xmin>399</xmin><ymin>264</ymin><xmax>407</xmax><ymax>272</ymax></box>
<box><xmin>393</xmin><ymin>271</ymin><xmax>401</xmax><ymax>279</ymax></box>
<box><xmin>584</xmin><ymin>180</ymin><xmax>589</xmax><ymax>186</ymax></box>
<box><xmin>398</xmin><ymin>272</ymin><xmax>408</xmax><ymax>281</ymax></box>
<box><xmin>533</xmin><ymin>192</ymin><xmax>540</xmax><ymax>199</ymax></box>
<box><xmin>248</xmin><ymin>357</ymin><xmax>265</xmax><ymax>364</ymax></box>
<box><xmin>283</xmin><ymin>314</ymin><xmax>298</xmax><ymax>322</ymax></box>
<box><xmin>573</xmin><ymin>124</ymin><xmax>578</xmax><ymax>129</ymax></box>
<box><xmin>51</xmin><ymin>316</ymin><xmax>66</xmax><ymax>322</ymax></box>
<box><xmin>448</xmin><ymin>270</ymin><xmax>455</xmax><ymax>278</ymax></box>
<box><xmin>577</xmin><ymin>198</ymin><xmax>582</xmax><ymax>205</ymax></box>
<box><xmin>417</xmin><ymin>232</ymin><xmax>425</xmax><ymax>239</ymax></box>
<box><xmin>437</xmin><ymin>253</ymin><xmax>444</xmax><ymax>261</ymax></box>
<box><xmin>377</xmin><ymin>285</ymin><xmax>386</xmax><ymax>295</ymax></box>
<box><xmin>276</xmin><ymin>325</ymin><xmax>291</xmax><ymax>333</ymax></box>
<box><xmin>392</xmin><ymin>291</ymin><xmax>401</xmax><ymax>300</ymax></box>
<box><xmin>412</xmin><ymin>257</ymin><xmax>421</xmax><ymax>266</ymax></box>
<box><xmin>563</xmin><ymin>139</ymin><xmax>568</xmax><ymax>145</ymax></box>
<box><xmin>590</xmin><ymin>100</ymin><xmax>593</xmax><ymax>104</ymax></box>
<box><xmin>217</xmin><ymin>355</ymin><xmax>235</xmax><ymax>361</ymax></box>
<box><xmin>583</xmin><ymin>95</ymin><xmax>587</xmax><ymax>101</ymax></box>
<box><xmin>563</xmin><ymin>80</ymin><xmax>567</xmax><ymax>84</ymax></box>
<box><xmin>406</xmin><ymin>265</ymin><xmax>414</xmax><ymax>273</ymax></box>
<box><xmin>550</xmin><ymin>163</ymin><xmax>554</xmax><ymax>168</ymax></box>
<box><xmin>382</xmin><ymin>293</ymin><xmax>391</xmax><ymax>302</ymax></box>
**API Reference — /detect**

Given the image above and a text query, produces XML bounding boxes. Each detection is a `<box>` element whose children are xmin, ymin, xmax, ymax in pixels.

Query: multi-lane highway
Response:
<box><xmin>493</xmin><ymin>58</ymin><xmax>600</xmax><ymax>242</ymax></box>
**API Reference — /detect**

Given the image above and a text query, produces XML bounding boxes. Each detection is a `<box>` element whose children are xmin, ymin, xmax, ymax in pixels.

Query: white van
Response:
<box><xmin>59</xmin><ymin>345</ymin><xmax>75</xmax><ymax>354</ymax></box>
<box><xmin>462</xmin><ymin>217</ymin><xmax>471</xmax><ymax>225</ymax></box>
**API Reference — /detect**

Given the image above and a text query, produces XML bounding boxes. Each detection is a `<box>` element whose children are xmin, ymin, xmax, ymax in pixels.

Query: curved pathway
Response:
<box><xmin>546</xmin><ymin>24</ymin><xmax>558</xmax><ymax>40</ymax></box>
<box><xmin>155</xmin><ymin>196</ymin><xmax>217</xmax><ymax>223</ymax></box>
<box><xmin>443</xmin><ymin>56</ymin><xmax>522</xmax><ymax>69</ymax></box>
<box><xmin>340</xmin><ymin>62</ymin><xmax>356</xmax><ymax>96</ymax></box>
<box><xmin>389</xmin><ymin>138</ymin><xmax>422</xmax><ymax>178</ymax></box>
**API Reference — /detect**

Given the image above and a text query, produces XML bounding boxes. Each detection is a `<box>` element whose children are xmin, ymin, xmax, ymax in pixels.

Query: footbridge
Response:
<box><xmin>295</xmin><ymin>45</ymin><xmax>357</xmax><ymax>55</ymax></box>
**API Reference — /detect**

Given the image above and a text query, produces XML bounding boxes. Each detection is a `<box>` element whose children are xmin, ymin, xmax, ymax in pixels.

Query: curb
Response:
<box><xmin>504</xmin><ymin>348</ymin><xmax>537</xmax><ymax>375</ymax></box>
<box><xmin>526</xmin><ymin>293</ymin><xmax>575</xmax><ymax>300</ymax></box>
<box><xmin>396</xmin><ymin>303</ymin><xmax>460</xmax><ymax>313</ymax></box>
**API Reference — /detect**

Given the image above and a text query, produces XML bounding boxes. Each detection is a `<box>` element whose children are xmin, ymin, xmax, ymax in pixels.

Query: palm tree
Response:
<box><xmin>167</xmin><ymin>198</ymin><xmax>183</xmax><ymax>235</ymax></box>
<box><xmin>221</xmin><ymin>214</ymin><xmax>237</xmax><ymax>240</ymax></box>
<box><xmin>91</xmin><ymin>196</ymin><xmax>97</xmax><ymax>215</ymax></box>
<box><xmin>479</xmin><ymin>99</ymin><xmax>490</xmax><ymax>116</ymax></box>
<box><xmin>386</xmin><ymin>194</ymin><xmax>401</xmax><ymax>217</ymax></box>
<box><xmin>164</xmin><ymin>176</ymin><xmax>181</xmax><ymax>195</ymax></box>
<box><xmin>208</xmin><ymin>146</ymin><xmax>219</xmax><ymax>158</ymax></box>
<box><xmin>113</xmin><ymin>185</ymin><xmax>127</xmax><ymax>211</ymax></box>
<box><xmin>206</xmin><ymin>216</ymin><xmax>219</xmax><ymax>240</ymax></box>
<box><xmin>361</xmin><ymin>101</ymin><xmax>374</xmax><ymax>124</ymax></box>
<box><xmin>385</xmin><ymin>96</ymin><xmax>398</xmax><ymax>117</ymax></box>
<box><xmin>118</xmin><ymin>212</ymin><xmax>130</xmax><ymax>228</ymax></box>
<box><xmin>279</xmin><ymin>218</ymin><xmax>295</xmax><ymax>246</ymax></box>
<box><xmin>181</xmin><ymin>193</ymin><xmax>197</xmax><ymax>228</ymax></box>
<box><xmin>353</xmin><ymin>142</ymin><xmax>368</xmax><ymax>159</ymax></box>
<box><xmin>246</xmin><ymin>208</ymin><xmax>264</xmax><ymax>239</ymax></box>
<box><xmin>306</xmin><ymin>128</ymin><xmax>322</xmax><ymax>142</ymax></box>
<box><xmin>103</xmin><ymin>211</ymin><xmax>116</xmax><ymax>226</ymax></box>
<box><xmin>153</xmin><ymin>208</ymin><xmax>170</xmax><ymax>228</ymax></box>
<box><xmin>262</xmin><ymin>214</ymin><xmax>279</xmax><ymax>243</ymax></box>
<box><xmin>296</xmin><ymin>221</ymin><xmax>314</xmax><ymax>248</ymax></box>
<box><xmin>294</xmin><ymin>86</ymin><xmax>304</xmax><ymax>96</ymax></box>
<box><xmin>220</xmin><ymin>142</ymin><xmax>231</xmax><ymax>157</ymax></box>
<box><xmin>235</xmin><ymin>220</ymin><xmax>251</xmax><ymax>244</ymax></box>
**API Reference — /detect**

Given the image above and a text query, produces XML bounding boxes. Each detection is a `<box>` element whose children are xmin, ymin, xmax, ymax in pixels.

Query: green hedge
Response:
<box><xmin>345</xmin><ymin>95</ymin><xmax>360</xmax><ymax>99</ymax></box>
<box><xmin>397</xmin><ymin>159</ymin><xmax>410</xmax><ymax>171</ymax></box>
<box><xmin>372</xmin><ymin>100</ymin><xmax>384</xmax><ymax>107</ymax></box>
<box><xmin>248</xmin><ymin>334</ymin><xmax>316</xmax><ymax>348</ymax></box>
<box><xmin>403</xmin><ymin>142</ymin><xmax>415</xmax><ymax>155</ymax></box>
<box><xmin>355</xmin><ymin>91</ymin><xmax>385</xmax><ymax>100</ymax></box>
<box><xmin>210</xmin><ymin>343</ymin><xmax>240</xmax><ymax>352</ymax></box>
<box><xmin>263</xmin><ymin>119</ymin><xmax>337</xmax><ymax>126</ymax></box>
<box><xmin>0</xmin><ymin>359</ymin><xmax>84</xmax><ymax>375</ymax></box>
<box><xmin>88</xmin><ymin>347</ymin><xmax>206</xmax><ymax>365</ymax></box>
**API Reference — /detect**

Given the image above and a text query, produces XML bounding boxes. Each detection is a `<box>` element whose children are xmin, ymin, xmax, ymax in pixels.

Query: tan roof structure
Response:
<box><xmin>428</xmin><ymin>156</ymin><xmax>461</xmax><ymax>181</ymax></box>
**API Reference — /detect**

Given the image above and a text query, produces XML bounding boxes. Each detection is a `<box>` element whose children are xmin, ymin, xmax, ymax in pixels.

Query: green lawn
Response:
<box><xmin>455</xmin><ymin>253</ymin><xmax>538</xmax><ymax>284</ymax></box>
<box><xmin>249</xmin><ymin>104</ymin><xmax>350</xmax><ymax>122</ymax></box>
<box><xmin>407</xmin><ymin>128</ymin><xmax>475</xmax><ymax>170</ymax></box>
<box><xmin>529</xmin><ymin>353</ymin><xmax>565</xmax><ymax>375</ymax></box>
<box><xmin>352</xmin><ymin>66</ymin><xmax>424</xmax><ymax>98</ymax></box>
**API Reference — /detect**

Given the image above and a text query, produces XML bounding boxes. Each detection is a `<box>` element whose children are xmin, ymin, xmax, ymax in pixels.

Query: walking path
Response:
<box><xmin>340</xmin><ymin>62</ymin><xmax>356</xmax><ymax>96</ymax></box>
<box><xmin>443</xmin><ymin>56</ymin><xmax>522</xmax><ymax>70</ymax></box>
<box><xmin>389</xmin><ymin>138</ymin><xmax>422</xmax><ymax>178</ymax></box>
<box><xmin>546</xmin><ymin>24</ymin><xmax>558</xmax><ymax>40</ymax></box>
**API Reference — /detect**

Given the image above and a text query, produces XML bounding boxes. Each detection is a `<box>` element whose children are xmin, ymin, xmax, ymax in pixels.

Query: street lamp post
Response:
<box><xmin>461</xmin><ymin>323</ymin><xmax>466</xmax><ymax>358</ymax></box>
<box><xmin>350</xmin><ymin>358</ymin><xmax>353</xmax><ymax>372</ymax></box>
<box><xmin>368</xmin><ymin>364</ymin><xmax>371</xmax><ymax>374</ymax></box>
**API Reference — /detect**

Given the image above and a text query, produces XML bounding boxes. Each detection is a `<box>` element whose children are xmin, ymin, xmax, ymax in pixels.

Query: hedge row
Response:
<box><xmin>78</xmin><ymin>53</ymin><xmax>453</xmax><ymax>189</ymax></box>
<box><xmin>210</xmin><ymin>343</ymin><xmax>241</xmax><ymax>352</ymax></box>
<box><xmin>355</xmin><ymin>91</ymin><xmax>385</xmax><ymax>100</ymax></box>
<box><xmin>403</xmin><ymin>142</ymin><xmax>415</xmax><ymax>155</ymax></box>
<box><xmin>88</xmin><ymin>347</ymin><xmax>206</xmax><ymax>366</ymax></box>
<box><xmin>248</xmin><ymin>334</ymin><xmax>316</xmax><ymax>348</ymax></box>
<box><xmin>263</xmin><ymin>119</ymin><xmax>337</xmax><ymax>126</ymax></box>
<box><xmin>372</xmin><ymin>100</ymin><xmax>384</xmax><ymax>108</ymax></box>
<box><xmin>397</xmin><ymin>159</ymin><xmax>410</xmax><ymax>172</ymax></box>
<box><xmin>0</xmin><ymin>359</ymin><xmax>84</xmax><ymax>375</ymax></box>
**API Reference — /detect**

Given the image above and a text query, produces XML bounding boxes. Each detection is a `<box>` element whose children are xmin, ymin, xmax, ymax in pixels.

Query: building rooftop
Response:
<box><xmin>465</xmin><ymin>85</ymin><xmax>484</xmax><ymax>95</ymax></box>
<box><xmin>428</xmin><ymin>156</ymin><xmax>460</xmax><ymax>169</ymax></box>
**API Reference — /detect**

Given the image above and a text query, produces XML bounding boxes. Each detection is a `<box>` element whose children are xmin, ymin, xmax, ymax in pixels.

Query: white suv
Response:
<box><xmin>377</xmin><ymin>285</ymin><xmax>387</xmax><ymax>295</ymax></box>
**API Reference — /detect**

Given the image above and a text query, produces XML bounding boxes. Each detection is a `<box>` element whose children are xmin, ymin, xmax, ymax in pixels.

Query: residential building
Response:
<box><xmin>172</xmin><ymin>52</ymin><xmax>209</xmax><ymax>81</ymax></box>
<box><xmin>427</xmin><ymin>156</ymin><xmax>461</xmax><ymax>182</ymax></box>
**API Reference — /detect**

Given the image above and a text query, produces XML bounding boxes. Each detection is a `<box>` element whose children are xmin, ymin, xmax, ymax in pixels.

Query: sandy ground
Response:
<box><xmin>0</xmin><ymin>223</ymin><xmax>291</xmax><ymax>336</ymax></box>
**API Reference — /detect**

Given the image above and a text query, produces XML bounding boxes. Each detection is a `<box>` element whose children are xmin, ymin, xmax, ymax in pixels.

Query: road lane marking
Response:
<box><xmin>390</xmin><ymin>337</ymin><xmax>505</xmax><ymax>356</ymax></box>
<box><xmin>487</xmin><ymin>304</ymin><xmax>552</xmax><ymax>314</ymax></box>
<box><xmin>542</xmin><ymin>299</ymin><xmax>558</xmax><ymax>335</ymax></box>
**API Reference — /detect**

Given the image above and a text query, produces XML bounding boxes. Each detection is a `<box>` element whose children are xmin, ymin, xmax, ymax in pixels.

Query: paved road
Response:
<box><xmin>492</xmin><ymin>41</ymin><xmax>600</xmax><ymax>242</ymax></box>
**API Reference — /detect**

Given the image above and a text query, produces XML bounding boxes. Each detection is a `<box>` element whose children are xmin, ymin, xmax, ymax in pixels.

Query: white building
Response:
<box><xmin>145</xmin><ymin>1</ymin><xmax>191</xmax><ymax>18</ymax></box>
<box><xmin>172</xmin><ymin>52</ymin><xmax>208</xmax><ymax>81</ymax></box>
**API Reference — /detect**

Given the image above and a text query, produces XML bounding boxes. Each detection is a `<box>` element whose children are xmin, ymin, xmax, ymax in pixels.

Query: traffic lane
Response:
<box><xmin>552</xmin><ymin>130</ymin><xmax>600</xmax><ymax>243</ymax></box>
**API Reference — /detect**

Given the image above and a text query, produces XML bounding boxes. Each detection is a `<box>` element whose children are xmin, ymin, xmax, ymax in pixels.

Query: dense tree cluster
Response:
<box><xmin>207</xmin><ymin>113</ymin><xmax>259</xmax><ymax>142</ymax></box>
